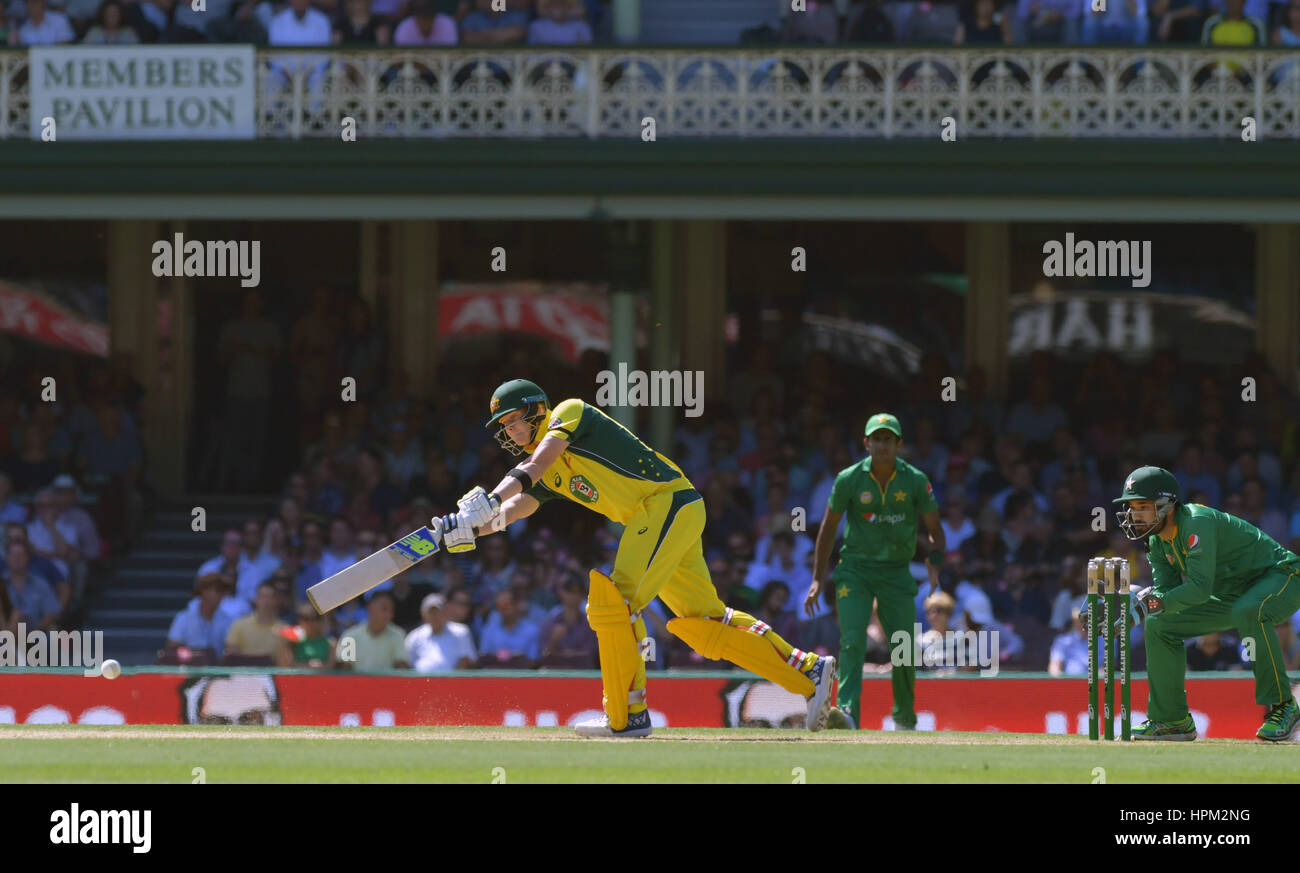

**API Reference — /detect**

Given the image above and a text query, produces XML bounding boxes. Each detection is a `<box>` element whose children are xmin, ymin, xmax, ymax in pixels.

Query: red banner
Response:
<box><xmin>437</xmin><ymin>283</ymin><xmax>608</xmax><ymax>364</ymax></box>
<box><xmin>0</xmin><ymin>281</ymin><xmax>109</xmax><ymax>357</ymax></box>
<box><xmin>0</xmin><ymin>672</ymin><xmax>1289</xmax><ymax>739</ymax></box>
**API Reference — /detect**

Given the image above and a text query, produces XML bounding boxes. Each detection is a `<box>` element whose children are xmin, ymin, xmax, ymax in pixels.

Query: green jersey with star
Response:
<box><xmin>1147</xmin><ymin>503</ymin><xmax>1300</xmax><ymax>614</ymax></box>
<box><xmin>827</xmin><ymin>456</ymin><xmax>938</xmax><ymax>568</ymax></box>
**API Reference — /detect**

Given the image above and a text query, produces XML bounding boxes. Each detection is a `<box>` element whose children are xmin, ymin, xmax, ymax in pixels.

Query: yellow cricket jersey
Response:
<box><xmin>523</xmin><ymin>399</ymin><xmax>694</xmax><ymax>524</ymax></box>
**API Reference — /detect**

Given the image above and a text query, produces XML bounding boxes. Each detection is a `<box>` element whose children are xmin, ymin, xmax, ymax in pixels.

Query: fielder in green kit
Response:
<box><xmin>805</xmin><ymin>413</ymin><xmax>945</xmax><ymax>730</ymax></box>
<box><xmin>1112</xmin><ymin>466</ymin><xmax>1300</xmax><ymax>741</ymax></box>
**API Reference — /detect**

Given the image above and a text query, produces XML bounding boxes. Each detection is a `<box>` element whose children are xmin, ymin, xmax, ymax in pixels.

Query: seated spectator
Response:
<box><xmin>919</xmin><ymin>590</ymin><xmax>959</xmax><ymax>672</ymax></box>
<box><xmin>989</xmin><ymin>562</ymin><xmax>1051</xmax><ymax>627</ymax></box>
<box><xmin>1239</xmin><ymin>479</ymin><xmax>1287</xmax><ymax>543</ymax></box>
<box><xmin>51</xmin><ymin>475</ymin><xmax>100</xmax><ymax>563</ymax></box>
<box><xmin>941</xmin><ymin>494</ymin><xmax>976</xmax><ymax>551</ymax></box>
<box><xmin>389</xmin><ymin>564</ymin><xmax>435</xmax><ymax>631</ymax></box>
<box><xmin>527</xmin><ymin>0</ymin><xmax>590</xmax><ymax>43</ymax></box>
<box><xmin>954</xmin><ymin>0</ymin><xmax>1009</xmax><ymax>41</ymax></box>
<box><xmin>406</xmin><ymin>592</ymin><xmax>477</xmax><ymax>671</ymax></box>
<box><xmin>76</xmin><ymin>401</ymin><xmax>144</xmax><ymax>548</ymax></box>
<box><xmin>962</xmin><ymin>594</ymin><xmax>1023</xmax><ymax>665</ymax></box>
<box><xmin>900</xmin><ymin>0</ymin><xmax>962</xmax><ymax>42</ymax></box>
<box><xmin>537</xmin><ymin>574</ymin><xmax>598</xmax><ymax>667</ymax></box>
<box><xmin>1274</xmin><ymin>0</ymin><xmax>1300</xmax><ymax>43</ymax></box>
<box><xmin>843</xmin><ymin>0</ymin><xmax>895</xmax><ymax>41</ymax></box>
<box><xmin>0</xmin><ymin>580</ymin><xmax>16</xmax><ymax>637</ymax></box>
<box><xmin>269</xmin><ymin>0</ymin><xmax>332</xmax><ymax>44</ymax></box>
<box><xmin>26</xmin><ymin>489</ymin><xmax>82</xmax><ymax>599</ymax></box>
<box><xmin>296</xmin><ymin>522</ymin><xmax>326</xmax><ymax>600</ymax></box>
<box><xmin>170</xmin><ymin>0</ymin><xmax>238</xmax><ymax>40</ymax></box>
<box><xmin>1201</xmin><ymin>0</ymin><xmax>1263</xmax><ymax>40</ymax></box>
<box><xmin>223</xmin><ymin>581</ymin><xmax>285</xmax><ymax>661</ymax></box>
<box><xmin>1173</xmin><ymin>441</ymin><xmax>1221</xmax><ymax>511</ymax></box>
<box><xmin>381</xmin><ymin>419</ymin><xmax>423</xmax><ymax>487</ymax></box>
<box><xmin>798</xmin><ymin>582</ymin><xmax>840</xmax><ymax>657</ymax></box>
<box><xmin>1080</xmin><ymin>0</ymin><xmax>1148</xmax><ymax>41</ymax></box>
<box><xmin>1186</xmin><ymin>631</ymin><xmax>1245</xmax><ymax>670</ymax></box>
<box><xmin>4</xmin><ymin>522</ymin><xmax>69</xmax><ymax>610</ymax></box>
<box><xmin>0</xmin><ymin>472</ymin><xmax>27</xmax><ymax>525</ymax></box>
<box><xmin>393</xmin><ymin>0</ymin><xmax>455</xmax><ymax>46</ymax></box>
<box><xmin>1014</xmin><ymin>0</ymin><xmax>1075</xmax><ymax>40</ymax></box>
<box><xmin>167</xmin><ymin>574</ymin><xmax>234</xmax><ymax>658</ymax></box>
<box><xmin>744</xmin><ymin>531</ymin><xmax>813</xmax><ymax>612</ymax></box>
<box><xmin>1048</xmin><ymin>607</ymin><xmax>1090</xmax><ymax>676</ymax></box>
<box><xmin>9</xmin><ymin>0</ymin><xmax>75</xmax><ymax>44</ymax></box>
<box><xmin>753</xmin><ymin>580</ymin><xmax>799</xmax><ymax>646</ymax></box>
<box><xmin>4</xmin><ymin>540</ymin><xmax>60</xmax><ymax>631</ymax></box>
<box><xmin>477</xmin><ymin>590</ymin><xmax>539</xmax><ymax>666</ymax></box>
<box><xmin>459</xmin><ymin>0</ymin><xmax>528</xmax><ymax>44</ymax></box>
<box><xmin>317</xmin><ymin>517</ymin><xmax>357</xmax><ymax>580</ymax></box>
<box><xmin>197</xmin><ymin>527</ymin><xmax>251</xmax><ymax>591</ymax></box>
<box><xmin>11</xmin><ymin>425</ymin><xmax>59</xmax><ymax>495</ymax></box>
<box><xmin>277</xmin><ymin>603</ymin><xmax>337</xmax><ymax>668</ymax></box>
<box><xmin>236</xmin><ymin>518</ymin><xmax>281</xmax><ymax>605</ymax></box>
<box><xmin>780</xmin><ymin>0</ymin><xmax>839</xmax><ymax>43</ymax></box>
<box><xmin>1153</xmin><ymin>0</ymin><xmax>1208</xmax><ymax>40</ymax></box>
<box><xmin>338</xmin><ymin>591</ymin><xmax>410</xmax><ymax>670</ymax></box>
<box><xmin>1047</xmin><ymin>555</ymin><xmax>1085</xmax><ymax>631</ymax></box>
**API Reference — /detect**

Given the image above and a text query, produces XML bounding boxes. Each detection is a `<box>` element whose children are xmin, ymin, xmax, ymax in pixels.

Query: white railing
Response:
<box><xmin>5</xmin><ymin>47</ymin><xmax>1300</xmax><ymax>139</ymax></box>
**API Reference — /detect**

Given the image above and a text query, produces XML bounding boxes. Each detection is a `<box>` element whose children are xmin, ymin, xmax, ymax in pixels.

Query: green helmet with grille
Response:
<box><xmin>486</xmin><ymin>379</ymin><xmax>550</xmax><ymax>456</ymax></box>
<box><xmin>1112</xmin><ymin>466</ymin><xmax>1183</xmax><ymax>540</ymax></box>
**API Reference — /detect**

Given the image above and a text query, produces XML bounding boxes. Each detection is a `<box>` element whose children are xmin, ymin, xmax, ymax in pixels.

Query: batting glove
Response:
<box><xmin>457</xmin><ymin>486</ymin><xmax>501</xmax><ymax>529</ymax></box>
<box><xmin>440</xmin><ymin>513</ymin><xmax>477</xmax><ymax>554</ymax></box>
<box><xmin>1131</xmin><ymin>586</ymin><xmax>1164</xmax><ymax>624</ymax></box>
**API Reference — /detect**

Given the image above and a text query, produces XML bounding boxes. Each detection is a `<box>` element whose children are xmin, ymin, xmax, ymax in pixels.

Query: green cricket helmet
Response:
<box><xmin>486</xmin><ymin>379</ymin><xmax>550</xmax><ymax>456</ymax></box>
<box><xmin>1112</xmin><ymin>465</ymin><xmax>1182</xmax><ymax>540</ymax></box>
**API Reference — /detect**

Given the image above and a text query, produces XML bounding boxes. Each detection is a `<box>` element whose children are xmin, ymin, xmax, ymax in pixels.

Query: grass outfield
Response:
<box><xmin>0</xmin><ymin>726</ymin><xmax>1296</xmax><ymax>783</ymax></box>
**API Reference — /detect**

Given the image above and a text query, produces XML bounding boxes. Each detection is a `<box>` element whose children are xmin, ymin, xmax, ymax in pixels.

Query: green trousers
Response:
<box><xmin>1144</xmin><ymin>565</ymin><xmax>1300</xmax><ymax>722</ymax></box>
<box><xmin>834</xmin><ymin>563</ymin><xmax>918</xmax><ymax>729</ymax></box>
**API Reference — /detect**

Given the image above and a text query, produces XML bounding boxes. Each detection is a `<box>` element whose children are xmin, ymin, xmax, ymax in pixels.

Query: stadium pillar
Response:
<box><xmin>676</xmin><ymin>220</ymin><xmax>727</xmax><ymax>407</ymax></box>
<box><xmin>649</xmin><ymin>219</ymin><xmax>675</xmax><ymax>456</ymax></box>
<box><xmin>390</xmin><ymin>221</ymin><xmax>440</xmax><ymax>401</ymax></box>
<box><xmin>1254</xmin><ymin>224</ymin><xmax>1300</xmax><ymax>394</ymax></box>
<box><xmin>108</xmin><ymin>219</ymin><xmax>188</xmax><ymax>497</ymax></box>
<box><xmin>964</xmin><ymin>222</ymin><xmax>1010</xmax><ymax>400</ymax></box>
<box><xmin>611</xmin><ymin>0</ymin><xmax>640</xmax><ymax>43</ymax></box>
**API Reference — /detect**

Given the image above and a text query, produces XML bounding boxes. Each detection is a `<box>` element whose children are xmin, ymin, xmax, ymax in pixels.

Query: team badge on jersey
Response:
<box><xmin>860</xmin><ymin>492</ymin><xmax>872</xmax><ymax>504</ymax></box>
<box><xmin>569</xmin><ymin>475</ymin><xmax>599</xmax><ymax>504</ymax></box>
<box><xmin>1187</xmin><ymin>534</ymin><xmax>1200</xmax><ymax>550</ymax></box>
<box><xmin>1167</xmin><ymin>554</ymin><xmax>1175</xmax><ymax>565</ymax></box>
<box><xmin>490</xmin><ymin>396</ymin><xmax>501</xmax><ymax>412</ymax></box>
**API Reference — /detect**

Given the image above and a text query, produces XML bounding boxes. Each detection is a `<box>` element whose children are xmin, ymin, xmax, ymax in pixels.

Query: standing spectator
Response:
<box><xmin>3</xmin><ymin>541</ymin><xmax>60</xmax><ymax>631</ymax></box>
<box><xmin>537</xmin><ymin>574</ymin><xmax>598</xmax><ymax>667</ymax></box>
<box><xmin>477</xmin><ymin>590</ymin><xmax>539</xmax><ymax>666</ymax></box>
<box><xmin>276</xmin><ymin>604</ymin><xmax>336</xmax><ymax>668</ymax></box>
<box><xmin>458</xmin><ymin>0</ymin><xmax>528</xmax><ymax>44</ymax></box>
<box><xmin>527</xmin><ymin>0</ymin><xmax>589</xmax><ymax>43</ymax></box>
<box><xmin>51</xmin><ymin>475</ymin><xmax>100</xmax><ymax>563</ymax></box>
<box><xmin>406</xmin><ymin>592</ymin><xmax>477</xmax><ymax>671</ymax></box>
<box><xmin>334</xmin><ymin>0</ymin><xmax>393</xmax><ymax>42</ymax></box>
<box><xmin>338</xmin><ymin>591</ymin><xmax>409</xmax><ymax>670</ymax></box>
<box><xmin>166</xmin><ymin>574</ymin><xmax>234</xmax><ymax>658</ymax></box>
<box><xmin>216</xmin><ymin>290</ymin><xmax>281</xmax><ymax>492</ymax></box>
<box><xmin>223</xmin><ymin>581</ymin><xmax>285</xmax><ymax>661</ymax></box>
<box><xmin>392</xmin><ymin>0</ymin><xmax>456</xmax><ymax>42</ymax></box>
<box><xmin>9</xmin><ymin>0</ymin><xmax>75</xmax><ymax>43</ymax></box>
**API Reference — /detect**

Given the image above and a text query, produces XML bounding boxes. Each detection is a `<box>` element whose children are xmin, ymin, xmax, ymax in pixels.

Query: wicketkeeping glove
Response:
<box><xmin>457</xmin><ymin>486</ymin><xmax>502</xmax><ymax>529</ymax></box>
<box><xmin>1131</xmin><ymin>586</ymin><xmax>1164</xmax><ymax>624</ymax></box>
<box><xmin>440</xmin><ymin>512</ymin><xmax>477</xmax><ymax>553</ymax></box>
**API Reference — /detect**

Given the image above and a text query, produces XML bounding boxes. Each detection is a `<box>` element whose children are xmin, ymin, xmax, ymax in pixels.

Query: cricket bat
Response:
<box><xmin>306</xmin><ymin>522</ymin><xmax>442</xmax><ymax>614</ymax></box>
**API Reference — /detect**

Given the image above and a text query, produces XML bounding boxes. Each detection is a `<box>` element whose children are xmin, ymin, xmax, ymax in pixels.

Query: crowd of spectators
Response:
<box><xmin>7</xmin><ymin>0</ymin><xmax>1298</xmax><ymax>47</ymax></box>
<box><xmin>3</xmin><ymin>0</ymin><xmax>602</xmax><ymax>46</ymax></box>
<box><xmin>0</xmin><ymin>353</ymin><xmax>141</xmax><ymax>638</ymax></box>
<box><xmin>161</xmin><ymin>307</ymin><xmax>1300</xmax><ymax>675</ymax></box>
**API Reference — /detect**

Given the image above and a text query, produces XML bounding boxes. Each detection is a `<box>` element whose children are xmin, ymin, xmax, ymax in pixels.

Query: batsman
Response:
<box><xmin>805</xmin><ymin>413</ymin><xmax>945</xmax><ymax>731</ymax></box>
<box><xmin>438</xmin><ymin>379</ymin><xmax>837</xmax><ymax>737</ymax></box>
<box><xmin>1113</xmin><ymin>465</ymin><xmax>1300</xmax><ymax>741</ymax></box>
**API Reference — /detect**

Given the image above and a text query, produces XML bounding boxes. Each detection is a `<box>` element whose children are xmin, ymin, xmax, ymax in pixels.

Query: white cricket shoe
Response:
<box><xmin>805</xmin><ymin>655</ymin><xmax>836</xmax><ymax>731</ymax></box>
<box><xmin>574</xmin><ymin>709</ymin><xmax>653</xmax><ymax>738</ymax></box>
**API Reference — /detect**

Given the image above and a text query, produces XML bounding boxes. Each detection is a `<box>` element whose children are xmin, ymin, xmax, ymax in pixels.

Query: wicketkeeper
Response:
<box><xmin>437</xmin><ymin>379</ymin><xmax>837</xmax><ymax>737</ymax></box>
<box><xmin>1112</xmin><ymin>465</ymin><xmax>1300</xmax><ymax>741</ymax></box>
<box><xmin>805</xmin><ymin>413</ymin><xmax>945</xmax><ymax>730</ymax></box>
